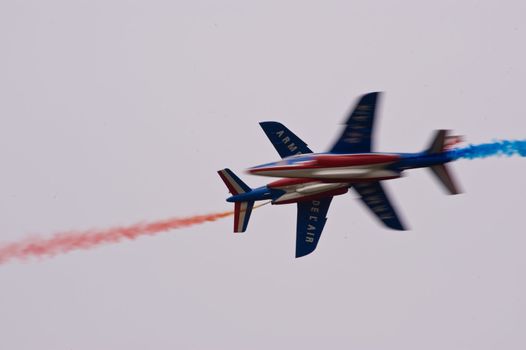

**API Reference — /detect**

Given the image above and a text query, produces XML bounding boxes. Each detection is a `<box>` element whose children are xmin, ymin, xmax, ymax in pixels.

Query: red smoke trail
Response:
<box><xmin>0</xmin><ymin>204</ymin><xmax>267</xmax><ymax>265</ymax></box>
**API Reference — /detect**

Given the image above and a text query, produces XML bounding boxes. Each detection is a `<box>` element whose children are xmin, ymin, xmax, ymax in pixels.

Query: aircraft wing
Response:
<box><xmin>259</xmin><ymin>121</ymin><xmax>313</xmax><ymax>158</ymax></box>
<box><xmin>353</xmin><ymin>181</ymin><xmax>406</xmax><ymax>230</ymax></box>
<box><xmin>329</xmin><ymin>92</ymin><xmax>380</xmax><ymax>154</ymax></box>
<box><xmin>295</xmin><ymin>197</ymin><xmax>333</xmax><ymax>258</ymax></box>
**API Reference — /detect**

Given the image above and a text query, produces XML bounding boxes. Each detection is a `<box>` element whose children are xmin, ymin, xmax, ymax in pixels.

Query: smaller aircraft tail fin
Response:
<box><xmin>233</xmin><ymin>201</ymin><xmax>255</xmax><ymax>233</ymax></box>
<box><xmin>217</xmin><ymin>168</ymin><xmax>254</xmax><ymax>232</ymax></box>
<box><xmin>425</xmin><ymin>130</ymin><xmax>461</xmax><ymax>195</ymax></box>
<box><xmin>217</xmin><ymin>168</ymin><xmax>252</xmax><ymax>195</ymax></box>
<box><xmin>426</xmin><ymin>129</ymin><xmax>449</xmax><ymax>154</ymax></box>
<box><xmin>426</xmin><ymin>130</ymin><xmax>465</xmax><ymax>153</ymax></box>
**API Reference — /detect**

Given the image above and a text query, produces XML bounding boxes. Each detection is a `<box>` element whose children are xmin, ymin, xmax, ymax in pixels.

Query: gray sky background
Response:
<box><xmin>1</xmin><ymin>1</ymin><xmax>525</xmax><ymax>349</ymax></box>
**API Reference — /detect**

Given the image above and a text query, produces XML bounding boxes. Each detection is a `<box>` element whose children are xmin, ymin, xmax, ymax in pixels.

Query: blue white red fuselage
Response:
<box><xmin>248</xmin><ymin>151</ymin><xmax>455</xmax><ymax>183</ymax></box>
<box><xmin>226</xmin><ymin>177</ymin><xmax>349</xmax><ymax>205</ymax></box>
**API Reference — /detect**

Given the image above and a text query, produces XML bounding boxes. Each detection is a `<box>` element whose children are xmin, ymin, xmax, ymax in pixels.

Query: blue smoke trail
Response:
<box><xmin>449</xmin><ymin>140</ymin><xmax>526</xmax><ymax>160</ymax></box>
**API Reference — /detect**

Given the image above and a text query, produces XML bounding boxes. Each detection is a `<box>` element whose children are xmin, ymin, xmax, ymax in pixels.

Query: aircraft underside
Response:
<box><xmin>270</xmin><ymin>181</ymin><xmax>349</xmax><ymax>204</ymax></box>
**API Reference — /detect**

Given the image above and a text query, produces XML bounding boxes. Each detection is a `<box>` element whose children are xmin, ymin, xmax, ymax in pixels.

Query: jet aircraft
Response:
<box><xmin>219</xmin><ymin>92</ymin><xmax>463</xmax><ymax>258</ymax></box>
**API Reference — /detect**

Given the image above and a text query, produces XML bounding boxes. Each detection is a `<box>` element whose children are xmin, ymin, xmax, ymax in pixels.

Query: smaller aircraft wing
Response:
<box><xmin>353</xmin><ymin>181</ymin><xmax>406</xmax><ymax>230</ymax></box>
<box><xmin>329</xmin><ymin>92</ymin><xmax>380</xmax><ymax>154</ymax></box>
<box><xmin>296</xmin><ymin>197</ymin><xmax>333</xmax><ymax>258</ymax></box>
<box><xmin>259</xmin><ymin>121</ymin><xmax>313</xmax><ymax>158</ymax></box>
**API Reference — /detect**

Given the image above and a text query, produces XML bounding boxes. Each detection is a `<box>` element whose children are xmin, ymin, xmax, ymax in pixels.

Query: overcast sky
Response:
<box><xmin>1</xmin><ymin>1</ymin><xmax>525</xmax><ymax>349</ymax></box>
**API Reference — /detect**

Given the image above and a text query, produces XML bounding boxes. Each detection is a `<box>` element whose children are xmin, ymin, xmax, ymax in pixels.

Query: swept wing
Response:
<box><xmin>259</xmin><ymin>121</ymin><xmax>313</xmax><ymax>158</ymax></box>
<box><xmin>296</xmin><ymin>197</ymin><xmax>333</xmax><ymax>257</ymax></box>
<box><xmin>353</xmin><ymin>181</ymin><xmax>406</xmax><ymax>230</ymax></box>
<box><xmin>329</xmin><ymin>92</ymin><xmax>380</xmax><ymax>154</ymax></box>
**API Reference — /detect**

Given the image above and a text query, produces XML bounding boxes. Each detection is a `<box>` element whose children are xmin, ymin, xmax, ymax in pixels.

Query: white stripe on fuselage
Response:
<box><xmin>258</xmin><ymin>163</ymin><xmax>399</xmax><ymax>180</ymax></box>
<box><xmin>273</xmin><ymin>182</ymin><xmax>348</xmax><ymax>204</ymax></box>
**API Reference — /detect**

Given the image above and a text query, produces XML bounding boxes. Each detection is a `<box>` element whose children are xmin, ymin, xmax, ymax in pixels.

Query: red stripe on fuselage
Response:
<box><xmin>314</xmin><ymin>154</ymin><xmax>400</xmax><ymax>167</ymax></box>
<box><xmin>306</xmin><ymin>175</ymin><xmax>401</xmax><ymax>183</ymax></box>
<box><xmin>249</xmin><ymin>154</ymin><xmax>400</xmax><ymax>174</ymax></box>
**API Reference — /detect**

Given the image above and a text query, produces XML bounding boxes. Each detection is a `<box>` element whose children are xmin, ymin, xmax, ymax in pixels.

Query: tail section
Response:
<box><xmin>217</xmin><ymin>168</ymin><xmax>254</xmax><ymax>232</ymax></box>
<box><xmin>426</xmin><ymin>130</ymin><xmax>462</xmax><ymax>195</ymax></box>
<box><xmin>233</xmin><ymin>201</ymin><xmax>255</xmax><ymax>233</ymax></box>
<box><xmin>217</xmin><ymin>168</ymin><xmax>251</xmax><ymax>195</ymax></box>
<box><xmin>426</xmin><ymin>129</ymin><xmax>448</xmax><ymax>154</ymax></box>
<box><xmin>426</xmin><ymin>129</ymin><xmax>465</xmax><ymax>153</ymax></box>
<box><xmin>429</xmin><ymin>164</ymin><xmax>461</xmax><ymax>195</ymax></box>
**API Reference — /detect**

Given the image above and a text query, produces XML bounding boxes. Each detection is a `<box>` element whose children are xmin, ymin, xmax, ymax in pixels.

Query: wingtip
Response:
<box><xmin>295</xmin><ymin>246</ymin><xmax>317</xmax><ymax>258</ymax></box>
<box><xmin>295</xmin><ymin>251</ymin><xmax>313</xmax><ymax>258</ymax></box>
<box><xmin>363</xmin><ymin>91</ymin><xmax>382</xmax><ymax>100</ymax></box>
<box><xmin>386</xmin><ymin>220</ymin><xmax>408</xmax><ymax>231</ymax></box>
<box><xmin>259</xmin><ymin>121</ymin><xmax>280</xmax><ymax>126</ymax></box>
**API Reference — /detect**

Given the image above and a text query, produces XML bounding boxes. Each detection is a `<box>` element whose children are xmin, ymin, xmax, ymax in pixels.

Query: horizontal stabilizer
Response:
<box><xmin>429</xmin><ymin>164</ymin><xmax>461</xmax><ymax>195</ymax></box>
<box><xmin>425</xmin><ymin>130</ymin><xmax>462</xmax><ymax>195</ymax></box>
<box><xmin>259</xmin><ymin>121</ymin><xmax>312</xmax><ymax>158</ymax></box>
<box><xmin>353</xmin><ymin>182</ymin><xmax>406</xmax><ymax>230</ymax></box>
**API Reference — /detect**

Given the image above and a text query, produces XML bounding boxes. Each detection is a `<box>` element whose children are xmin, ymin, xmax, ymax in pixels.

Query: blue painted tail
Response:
<box><xmin>426</xmin><ymin>130</ymin><xmax>461</xmax><ymax>195</ymax></box>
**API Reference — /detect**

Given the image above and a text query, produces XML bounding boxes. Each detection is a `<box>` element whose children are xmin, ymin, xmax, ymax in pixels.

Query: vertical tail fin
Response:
<box><xmin>217</xmin><ymin>168</ymin><xmax>251</xmax><ymax>195</ymax></box>
<box><xmin>426</xmin><ymin>129</ymin><xmax>449</xmax><ymax>154</ymax></box>
<box><xmin>426</xmin><ymin>130</ymin><xmax>465</xmax><ymax>153</ymax></box>
<box><xmin>233</xmin><ymin>201</ymin><xmax>255</xmax><ymax>233</ymax></box>
<box><xmin>426</xmin><ymin>130</ymin><xmax>461</xmax><ymax>195</ymax></box>
<box><xmin>217</xmin><ymin>168</ymin><xmax>254</xmax><ymax>232</ymax></box>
